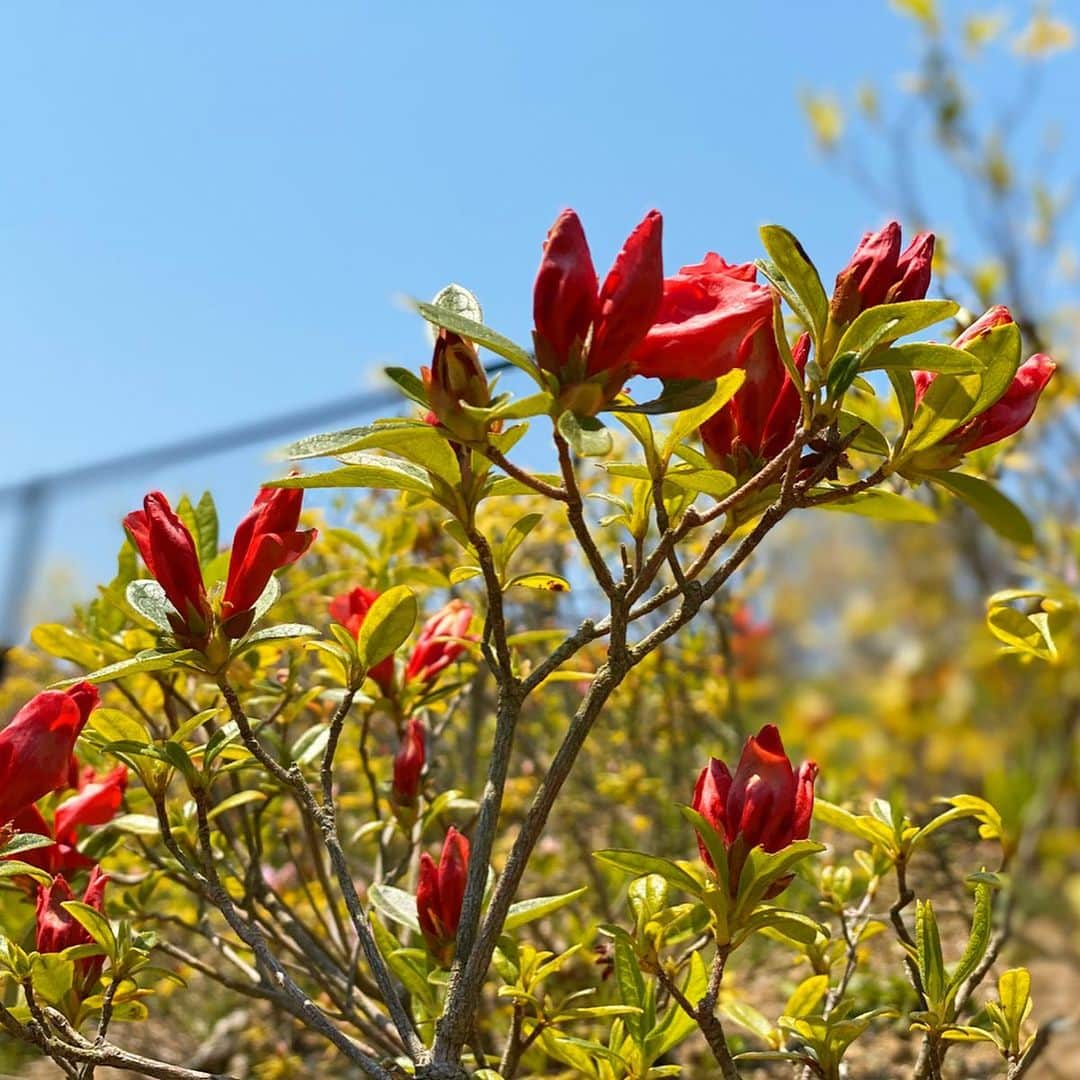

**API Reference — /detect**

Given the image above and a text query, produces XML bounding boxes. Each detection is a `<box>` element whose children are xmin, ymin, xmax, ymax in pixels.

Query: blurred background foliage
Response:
<box><xmin>1</xmin><ymin>1</ymin><xmax>1078</xmax><ymax>1076</ymax></box>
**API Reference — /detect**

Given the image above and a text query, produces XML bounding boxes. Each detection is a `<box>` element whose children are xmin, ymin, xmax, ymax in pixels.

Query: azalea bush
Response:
<box><xmin>0</xmin><ymin>207</ymin><xmax>1065</xmax><ymax>1080</ymax></box>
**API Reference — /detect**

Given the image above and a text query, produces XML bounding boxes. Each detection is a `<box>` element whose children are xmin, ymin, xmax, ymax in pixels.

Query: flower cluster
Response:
<box><xmin>125</xmin><ymin>487</ymin><xmax>316</xmax><ymax>648</ymax></box>
<box><xmin>532</xmin><ymin>209</ymin><xmax>772</xmax><ymax>414</ymax></box>
<box><xmin>0</xmin><ymin>683</ymin><xmax>117</xmax><ymax>997</ymax></box>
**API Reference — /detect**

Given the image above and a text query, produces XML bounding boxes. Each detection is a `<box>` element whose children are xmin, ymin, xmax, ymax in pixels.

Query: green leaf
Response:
<box><xmin>504</xmin><ymin>573</ymin><xmax>571</xmax><ymax>593</ymax></box>
<box><xmin>815</xmin><ymin>489</ymin><xmax>936</xmax><ymax>523</ymax></box>
<box><xmin>660</xmin><ymin>370</ymin><xmax>745</xmax><ymax>462</ymax></box>
<box><xmin>837</xmin><ymin>412</ymin><xmax>890</xmax><ymax>456</ymax></box>
<box><xmin>504</xmin><ymin>887</ymin><xmax>588</xmax><ymax>931</ymax></box>
<box><xmin>785</xmin><ymin>974</ymin><xmax>830</xmax><ymax>1018</ymax></box>
<box><xmin>926</xmin><ymin>471</ymin><xmax>1034</xmax><ymax>546</ymax></box>
<box><xmin>864</xmin><ymin>342</ymin><xmax>987</xmax><ymax>375</ymax></box>
<box><xmin>60</xmin><ymin>901</ymin><xmax>117</xmax><ymax>959</ymax></box>
<box><xmin>826</xmin><ymin>351</ymin><xmax>861</xmax><ymax>402</ymax></box>
<box><xmin>721</xmin><ymin>999</ymin><xmax>777</xmax><ymax>1041</ymax></box>
<box><xmin>904</xmin><ymin>322</ymin><xmax>1021</xmax><ymax>454</ymax></box>
<box><xmin>125</xmin><ymin>580</ymin><xmax>175</xmax><ymax>630</ymax></box>
<box><xmin>30</xmin><ymin>624</ymin><xmax>105</xmax><ymax>668</ymax></box>
<box><xmin>593</xmin><ymin>850</ymin><xmax>702</xmax><ymax>897</ymax></box>
<box><xmin>837</xmin><ymin>299</ymin><xmax>959</xmax><ymax>359</ymax></box>
<box><xmin>208</xmin><ymin>790</ymin><xmax>268</xmax><ymax>820</ymax></box>
<box><xmin>497</xmin><ymin>512</ymin><xmax>543</xmax><ymax>572</ymax></box>
<box><xmin>281</xmin><ymin>420</ymin><xmax>421</xmax><ymax>461</ymax></box>
<box><xmin>608</xmin><ymin>378</ymin><xmax>718</xmax><ymax>416</ymax></box>
<box><xmin>0</xmin><ymin>860</ymin><xmax>53</xmax><ymax>886</ymax></box>
<box><xmin>743</xmin><ymin>907</ymin><xmax>829</xmax><ymax>947</ymax></box>
<box><xmin>759</xmin><ymin>225</ymin><xmax>829</xmax><ymax>342</ymax></box>
<box><xmin>557</xmin><ymin>411</ymin><xmax>613</xmax><ymax>457</ymax></box>
<box><xmin>58</xmin><ymin>649</ymin><xmax>201</xmax><ymax>687</ymax></box>
<box><xmin>340</xmin><ymin>427</ymin><xmax>461</xmax><ymax>483</ymax></box>
<box><xmin>664</xmin><ymin>468</ymin><xmax>737</xmax><ymax>499</ymax></box>
<box><xmin>193</xmin><ymin>491</ymin><xmax>219</xmax><ymax>567</ymax></box>
<box><xmin>242</xmin><ymin>623</ymin><xmax>321</xmax><ymax>645</ymax></box>
<box><xmin>357</xmin><ymin>585</ymin><xmax>417</xmax><ymax>670</ymax></box>
<box><xmin>412</xmin><ymin>299</ymin><xmax>534</xmax><ymax>375</ymax></box>
<box><xmin>368</xmin><ymin>883</ymin><xmax>422</xmax><ymax>934</ymax></box>
<box><xmin>267</xmin><ymin>456</ymin><xmax>434</xmax><ymax>497</ymax></box>
<box><xmin>916</xmin><ymin>900</ymin><xmax>946</xmax><ymax>1008</ymax></box>
<box><xmin>86</xmin><ymin>707</ymin><xmax>150</xmax><ymax>745</ymax></box>
<box><xmin>0</xmin><ymin>833</ymin><xmax>54</xmax><ymax>858</ymax></box>
<box><xmin>948</xmin><ymin>881</ymin><xmax>993</xmax><ymax>1000</ymax></box>
<box><xmin>30</xmin><ymin>953</ymin><xmax>75</xmax><ymax>1006</ymax></box>
<box><xmin>385</xmin><ymin>367</ymin><xmax>430</xmax><ymax>408</ymax></box>
<box><xmin>986</xmin><ymin>604</ymin><xmax>1057</xmax><ymax>661</ymax></box>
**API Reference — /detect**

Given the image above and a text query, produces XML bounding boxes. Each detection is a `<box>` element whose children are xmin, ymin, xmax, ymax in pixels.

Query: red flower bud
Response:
<box><xmin>692</xmin><ymin>725</ymin><xmax>818</xmax><ymax>894</ymax></box>
<box><xmin>404</xmin><ymin>600</ymin><xmax>474</xmax><ymax>687</ymax></box>
<box><xmin>914</xmin><ymin>308</ymin><xmax>1056</xmax><ymax>456</ymax></box>
<box><xmin>700</xmin><ymin>330</ymin><xmax>809</xmax><ymax>471</ymax></box>
<box><xmin>416</xmin><ymin>827</ymin><xmax>469</xmax><ymax>966</ymax></box>
<box><xmin>329</xmin><ymin>587</ymin><xmax>396</xmax><ymax>694</ymax></box>
<box><xmin>222</xmin><ymin>488</ymin><xmax>317</xmax><ymax>636</ymax></box>
<box><xmin>533</xmin><ymin>209</ymin><xmax>662</xmax><ymax>408</ymax></box>
<box><xmin>534</xmin><ymin>210</ymin><xmax>599</xmax><ymax>367</ymax></box>
<box><xmin>832</xmin><ymin>222</ymin><xmax>935</xmax><ymax>323</ymax></box>
<box><xmin>0</xmin><ymin>684</ymin><xmax>99</xmax><ymax>826</ymax></box>
<box><xmin>124</xmin><ymin>492</ymin><xmax>210</xmax><ymax>640</ymax></box>
<box><xmin>35</xmin><ymin>867</ymin><xmax>109</xmax><ymax>995</ymax></box>
<box><xmin>423</xmin><ymin>330</ymin><xmax>492</xmax><ymax>443</ymax></box>
<box><xmin>887</xmin><ymin>232</ymin><xmax>935</xmax><ymax>303</ymax></box>
<box><xmin>392</xmin><ymin>717</ymin><xmax>426</xmax><ymax>806</ymax></box>
<box><xmin>631</xmin><ymin>254</ymin><xmax>774</xmax><ymax>382</ymax></box>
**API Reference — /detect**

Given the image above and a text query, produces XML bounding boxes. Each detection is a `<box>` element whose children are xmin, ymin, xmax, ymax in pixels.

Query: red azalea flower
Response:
<box><xmin>416</xmin><ymin>827</ymin><xmax>469</xmax><ymax>966</ymax></box>
<box><xmin>831</xmin><ymin>221</ymin><xmax>935</xmax><ymax>324</ymax></box>
<box><xmin>533</xmin><ymin>209</ymin><xmax>663</xmax><ymax>410</ymax></box>
<box><xmin>692</xmin><ymin>724</ymin><xmax>818</xmax><ymax>895</ymax></box>
<box><xmin>392</xmin><ymin>717</ymin><xmax>426</xmax><ymax>807</ymax></box>
<box><xmin>124</xmin><ymin>492</ymin><xmax>211</xmax><ymax>641</ymax></box>
<box><xmin>700</xmin><ymin>327</ymin><xmax>809</xmax><ymax>472</ymax></box>
<box><xmin>0</xmin><ymin>684</ymin><xmax>99</xmax><ymax>826</ymax></box>
<box><xmin>221</xmin><ymin>488</ymin><xmax>317</xmax><ymax>637</ymax></box>
<box><xmin>630</xmin><ymin>254</ymin><xmax>775</xmax><ymax>382</ymax></box>
<box><xmin>404</xmin><ymin>601</ymin><xmax>475</xmax><ymax>687</ymax></box>
<box><xmin>35</xmin><ymin>867</ymin><xmax>109</xmax><ymax>995</ymax></box>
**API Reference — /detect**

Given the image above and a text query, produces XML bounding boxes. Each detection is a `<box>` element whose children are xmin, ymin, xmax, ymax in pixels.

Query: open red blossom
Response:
<box><xmin>0</xmin><ymin>684</ymin><xmax>99</xmax><ymax>826</ymax></box>
<box><xmin>54</xmin><ymin>765</ymin><xmax>128</xmax><ymax>846</ymax></box>
<box><xmin>831</xmin><ymin>221</ymin><xmax>935</xmax><ymax>324</ymax></box>
<box><xmin>630</xmin><ymin>254</ymin><xmax>775</xmax><ymax>382</ymax></box>
<box><xmin>329</xmin><ymin>587</ymin><xmax>396</xmax><ymax>694</ymax></box>
<box><xmin>392</xmin><ymin>717</ymin><xmax>426</xmax><ymax>806</ymax></box>
<box><xmin>700</xmin><ymin>327</ymin><xmax>809</xmax><ymax>472</ymax></box>
<box><xmin>405</xmin><ymin>600</ymin><xmax>474</xmax><ymax>686</ymax></box>
<box><xmin>692</xmin><ymin>724</ymin><xmax>818</xmax><ymax>895</ymax></box>
<box><xmin>36</xmin><ymin>867</ymin><xmax>109</xmax><ymax>995</ymax></box>
<box><xmin>124</xmin><ymin>492</ymin><xmax>210</xmax><ymax>640</ymax></box>
<box><xmin>533</xmin><ymin>209</ymin><xmax>663</xmax><ymax>408</ymax></box>
<box><xmin>222</xmin><ymin>488</ymin><xmax>317</xmax><ymax>637</ymax></box>
<box><xmin>913</xmin><ymin>307</ymin><xmax>1056</xmax><ymax>456</ymax></box>
<box><xmin>7</xmin><ymin>766</ymin><xmax>127</xmax><ymax>878</ymax></box>
<box><xmin>416</xmin><ymin>827</ymin><xmax>469</xmax><ymax>966</ymax></box>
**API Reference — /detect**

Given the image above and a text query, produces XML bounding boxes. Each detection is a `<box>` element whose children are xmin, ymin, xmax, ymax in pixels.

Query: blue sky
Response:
<box><xmin>1</xmin><ymin>2</ymin><xmax>1076</xmax><ymax>631</ymax></box>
